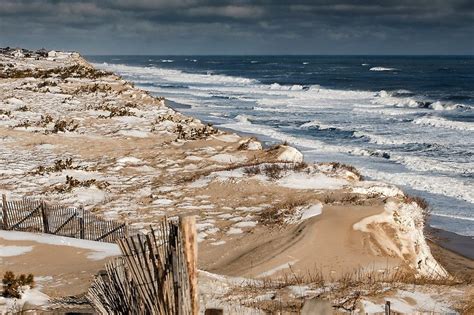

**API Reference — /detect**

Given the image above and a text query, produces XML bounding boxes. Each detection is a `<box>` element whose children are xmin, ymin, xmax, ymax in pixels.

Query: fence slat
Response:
<box><xmin>8</xmin><ymin>204</ymin><xmax>41</xmax><ymax>230</ymax></box>
<box><xmin>87</xmin><ymin>217</ymin><xmax>198</xmax><ymax>315</ymax></box>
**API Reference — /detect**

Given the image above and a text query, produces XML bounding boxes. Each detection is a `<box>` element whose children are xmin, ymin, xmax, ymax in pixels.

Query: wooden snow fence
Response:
<box><xmin>87</xmin><ymin>216</ymin><xmax>199</xmax><ymax>315</ymax></box>
<box><xmin>0</xmin><ymin>194</ymin><xmax>130</xmax><ymax>243</ymax></box>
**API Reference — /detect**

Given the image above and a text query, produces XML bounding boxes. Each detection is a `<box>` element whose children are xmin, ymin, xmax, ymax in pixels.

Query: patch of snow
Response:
<box><xmin>227</xmin><ymin>227</ymin><xmax>243</xmax><ymax>235</ymax></box>
<box><xmin>277</xmin><ymin>146</ymin><xmax>303</xmax><ymax>162</ymax></box>
<box><xmin>117</xmin><ymin>157</ymin><xmax>143</xmax><ymax>165</ymax></box>
<box><xmin>211</xmin><ymin>240</ymin><xmax>226</xmax><ymax>246</ymax></box>
<box><xmin>6</xmin><ymin>97</ymin><xmax>24</xmax><ymax>106</ymax></box>
<box><xmin>300</xmin><ymin>204</ymin><xmax>322</xmax><ymax>220</ymax></box>
<box><xmin>361</xmin><ymin>300</ymin><xmax>384</xmax><ymax>313</ymax></box>
<box><xmin>393</xmin><ymin>289</ymin><xmax>455</xmax><ymax>313</ymax></box>
<box><xmin>0</xmin><ymin>230</ymin><xmax>120</xmax><ymax>260</ymax></box>
<box><xmin>48</xmin><ymin>50</ymin><xmax>58</xmax><ymax>57</ymax></box>
<box><xmin>117</xmin><ymin>129</ymin><xmax>150</xmax><ymax>138</ymax></box>
<box><xmin>258</xmin><ymin>260</ymin><xmax>298</xmax><ymax>277</ymax></box>
<box><xmin>210</xmin><ymin>153</ymin><xmax>247</xmax><ymax>164</ymax></box>
<box><xmin>288</xmin><ymin>285</ymin><xmax>310</xmax><ymax>297</ymax></box>
<box><xmin>277</xmin><ymin>173</ymin><xmax>347</xmax><ymax>190</ymax></box>
<box><xmin>74</xmin><ymin>187</ymin><xmax>106</xmax><ymax>204</ymax></box>
<box><xmin>188</xmin><ymin>178</ymin><xmax>211</xmax><ymax>188</ymax></box>
<box><xmin>153</xmin><ymin>198</ymin><xmax>174</xmax><ymax>206</ymax></box>
<box><xmin>352</xmin><ymin>181</ymin><xmax>403</xmax><ymax>197</ymax></box>
<box><xmin>234</xmin><ymin>221</ymin><xmax>258</xmax><ymax>228</ymax></box>
<box><xmin>185</xmin><ymin>155</ymin><xmax>203</xmax><ymax>161</ymax></box>
<box><xmin>214</xmin><ymin>134</ymin><xmax>241</xmax><ymax>143</ymax></box>
<box><xmin>254</xmin><ymin>293</ymin><xmax>276</xmax><ymax>301</ymax></box>
<box><xmin>246</xmin><ymin>140</ymin><xmax>262</xmax><ymax>151</ymax></box>
<box><xmin>36</xmin><ymin>143</ymin><xmax>55</xmax><ymax>150</ymax></box>
<box><xmin>0</xmin><ymin>286</ymin><xmax>49</xmax><ymax>313</ymax></box>
<box><xmin>0</xmin><ymin>245</ymin><xmax>33</xmax><ymax>257</ymax></box>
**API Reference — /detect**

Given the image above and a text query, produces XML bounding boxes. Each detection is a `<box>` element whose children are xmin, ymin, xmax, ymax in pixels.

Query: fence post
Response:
<box><xmin>385</xmin><ymin>301</ymin><xmax>391</xmax><ymax>315</ymax></box>
<box><xmin>2</xmin><ymin>194</ymin><xmax>8</xmax><ymax>229</ymax></box>
<box><xmin>40</xmin><ymin>200</ymin><xmax>49</xmax><ymax>233</ymax></box>
<box><xmin>180</xmin><ymin>216</ymin><xmax>198</xmax><ymax>315</ymax></box>
<box><xmin>79</xmin><ymin>205</ymin><xmax>85</xmax><ymax>239</ymax></box>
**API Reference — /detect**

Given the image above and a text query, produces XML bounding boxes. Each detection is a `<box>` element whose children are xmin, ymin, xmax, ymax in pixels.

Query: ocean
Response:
<box><xmin>88</xmin><ymin>55</ymin><xmax>474</xmax><ymax>237</ymax></box>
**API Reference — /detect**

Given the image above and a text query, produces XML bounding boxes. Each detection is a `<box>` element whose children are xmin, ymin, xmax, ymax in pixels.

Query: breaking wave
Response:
<box><xmin>375</xmin><ymin>90</ymin><xmax>466</xmax><ymax>111</ymax></box>
<box><xmin>370</xmin><ymin>67</ymin><xmax>399</xmax><ymax>71</ymax></box>
<box><xmin>413</xmin><ymin>116</ymin><xmax>474</xmax><ymax>131</ymax></box>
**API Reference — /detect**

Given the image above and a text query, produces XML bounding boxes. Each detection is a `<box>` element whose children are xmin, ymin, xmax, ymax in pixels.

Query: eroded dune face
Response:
<box><xmin>353</xmin><ymin>201</ymin><xmax>448</xmax><ymax>278</ymax></box>
<box><xmin>0</xmin><ymin>50</ymin><xmax>456</xmax><ymax>312</ymax></box>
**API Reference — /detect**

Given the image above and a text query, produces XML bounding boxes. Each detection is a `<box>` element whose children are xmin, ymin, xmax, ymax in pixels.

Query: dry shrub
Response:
<box><xmin>0</xmin><ymin>109</ymin><xmax>12</xmax><ymax>117</ymax></box>
<box><xmin>73</xmin><ymin>83</ymin><xmax>112</xmax><ymax>94</ymax></box>
<box><xmin>93</xmin><ymin>103</ymin><xmax>135</xmax><ymax>118</ymax></box>
<box><xmin>404</xmin><ymin>194</ymin><xmax>429</xmax><ymax>210</ymax></box>
<box><xmin>32</xmin><ymin>158</ymin><xmax>78</xmax><ymax>175</ymax></box>
<box><xmin>292</xmin><ymin>161</ymin><xmax>308</xmax><ymax>171</ymax></box>
<box><xmin>237</xmin><ymin>137</ymin><xmax>258</xmax><ymax>150</ymax></box>
<box><xmin>2</xmin><ymin>271</ymin><xmax>34</xmax><ymax>298</ymax></box>
<box><xmin>459</xmin><ymin>292</ymin><xmax>474</xmax><ymax>315</ymax></box>
<box><xmin>52</xmin><ymin>119</ymin><xmax>79</xmax><ymax>133</ymax></box>
<box><xmin>328</xmin><ymin>162</ymin><xmax>362</xmax><ymax>179</ymax></box>
<box><xmin>36</xmin><ymin>114</ymin><xmax>54</xmax><ymax>127</ymax></box>
<box><xmin>243</xmin><ymin>165</ymin><xmax>261</xmax><ymax>176</ymax></box>
<box><xmin>259</xmin><ymin>198</ymin><xmax>307</xmax><ymax>225</ymax></box>
<box><xmin>263</xmin><ymin>164</ymin><xmax>286</xmax><ymax>180</ymax></box>
<box><xmin>37</xmin><ymin>80</ymin><xmax>57</xmax><ymax>88</ymax></box>
<box><xmin>262</xmin><ymin>162</ymin><xmax>308</xmax><ymax>180</ymax></box>
<box><xmin>16</xmin><ymin>105</ymin><xmax>30</xmax><ymax>112</ymax></box>
<box><xmin>13</xmin><ymin>120</ymin><xmax>31</xmax><ymax>129</ymax></box>
<box><xmin>53</xmin><ymin>175</ymin><xmax>110</xmax><ymax>193</ymax></box>
<box><xmin>266</xmin><ymin>141</ymin><xmax>289</xmax><ymax>152</ymax></box>
<box><xmin>175</xmin><ymin>123</ymin><xmax>217</xmax><ymax>140</ymax></box>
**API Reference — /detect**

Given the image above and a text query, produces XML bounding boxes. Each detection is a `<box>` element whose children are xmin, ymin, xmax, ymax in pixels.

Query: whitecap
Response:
<box><xmin>235</xmin><ymin>114</ymin><xmax>252</xmax><ymax>124</ymax></box>
<box><xmin>413</xmin><ymin>116</ymin><xmax>474</xmax><ymax>131</ymax></box>
<box><xmin>429</xmin><ymin>101</ymin><xmax>463</xmax><ymax>111</ymax></box>
<box><xmin>370</xmin><ymin>67</ymin><xmax>398</xmax><ymax>71</ymax></box>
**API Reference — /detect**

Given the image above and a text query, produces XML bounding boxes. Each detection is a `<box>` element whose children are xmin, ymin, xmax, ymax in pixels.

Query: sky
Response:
<box><xmin>0</xmin><ymin>0</ymin><xmax>473</xmax><ymax>55</ymax></box>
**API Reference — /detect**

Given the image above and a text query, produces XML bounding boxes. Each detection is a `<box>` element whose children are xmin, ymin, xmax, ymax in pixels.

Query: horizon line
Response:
<box><xmin>84</xmin><ymin>53</ymin><xmax>474</xmax><ymax>57</ymax></box>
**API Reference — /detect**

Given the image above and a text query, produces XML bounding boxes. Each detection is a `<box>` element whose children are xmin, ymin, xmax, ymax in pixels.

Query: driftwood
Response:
<box><xmin>0</xmin><ymin>194</ymin><xmax>130</xmax><ymax>243</ymax></box>
<box><xmin>87</xmin><ymin>217</ymin><xmax>198</xmax><ymax>315</ymax></box>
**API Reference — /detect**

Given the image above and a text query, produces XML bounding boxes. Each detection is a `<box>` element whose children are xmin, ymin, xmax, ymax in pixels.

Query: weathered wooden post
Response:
<box><xmin>180</xmin><ymin>216</ymin><xmax>198</xmax><ymax>315</ymax></box>
<box><xmin>79</xmin><ymin>205</ymin><xmax>85</xmax><ymax>239</ymax></box>
<box><xmin>385</xmin><ymin>301</ymin><xmax>391</xmax><ymax>315</ymax></box>
<box><xmin>40</xmin><ymin>200</ymin><xmax>49</xmax><ymax>233</ymax></box>
<box><xmin>2</xmin><ymin>194</ymin><xmax>8</xmax><ymax>229</ymax></box>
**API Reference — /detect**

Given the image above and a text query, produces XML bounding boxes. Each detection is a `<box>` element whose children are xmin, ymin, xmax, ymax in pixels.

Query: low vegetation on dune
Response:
<box><xmin>0</xmin><ymin>63</ymin><xmax>111</xmax><ymax>80</ymax></box>
<box><xmin>2</xmin><ymin>271</ymin><xmax>35</xmax><ymax>299</ymax></box>
<box><xmin>52</xmin><ymin>175</ymin><xmax>110</xmax><ymax>193</ymax></box>
<box><xmin>228</xmin><ymin>266</ymin><xmax>468</xmax><ymax>313</ymax></box>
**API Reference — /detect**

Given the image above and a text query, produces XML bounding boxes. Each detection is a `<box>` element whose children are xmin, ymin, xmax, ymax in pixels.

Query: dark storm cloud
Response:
<box><xmin>0</xmin><ymin>0</ymin><xmax>473</xmax><ymax>54</ymax></box>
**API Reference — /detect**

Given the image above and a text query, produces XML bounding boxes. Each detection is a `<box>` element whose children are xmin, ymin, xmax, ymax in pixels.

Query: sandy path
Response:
<box><xmin>200</xmin><ymin>203</ymin><xmax>402</xmax><ymax>279</ymax></box>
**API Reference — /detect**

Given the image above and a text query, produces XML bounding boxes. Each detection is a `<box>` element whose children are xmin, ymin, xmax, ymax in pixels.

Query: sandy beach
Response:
<box><xmin>0</xmin><ymin>48</ymin><xmax>472</xmax><ymax>314</ymax></box>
